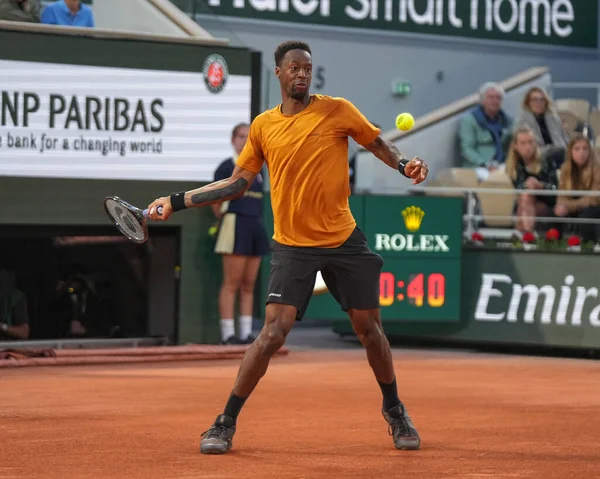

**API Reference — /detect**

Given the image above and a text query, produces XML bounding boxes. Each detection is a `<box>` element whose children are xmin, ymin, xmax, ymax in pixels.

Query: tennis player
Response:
<box><xmin>147</xmin><ymin>41</ymin><xmax>429</xmax><ymax>454</ymax></box>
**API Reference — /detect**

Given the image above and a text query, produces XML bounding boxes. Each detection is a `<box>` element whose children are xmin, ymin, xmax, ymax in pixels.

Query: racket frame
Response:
<box><xmin>103</xmin><ymin>195</ymin><xmax>149</xmax><ymax>244</ymax></box>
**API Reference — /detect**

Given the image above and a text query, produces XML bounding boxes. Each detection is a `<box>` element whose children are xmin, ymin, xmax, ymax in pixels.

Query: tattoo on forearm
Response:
<box><xmin>365</xmin><ymin>137</ymin><xmax>406</xmax><ymax>170</ymax></box>
<box><xmin>188</xmin><ymin>178</ymin><xmax>249</xmax><ymax>207</ymax></box>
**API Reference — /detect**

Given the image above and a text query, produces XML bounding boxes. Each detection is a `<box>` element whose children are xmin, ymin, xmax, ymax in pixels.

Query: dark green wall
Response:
<box><xmin>0</xmin><ymin>176</ymin><xmax>222</xmax><ymax>343</ymax></box>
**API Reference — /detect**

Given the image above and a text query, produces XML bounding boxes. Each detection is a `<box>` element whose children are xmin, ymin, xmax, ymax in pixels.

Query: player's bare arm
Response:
<box><xmin>147</xmin><ymin>165</ymin><xmax>256</xmax><ymax>220</ymax></box>
<box><xmin>364</xmin><ymin>136</ymin><xmax>428</xmax><ymax>185</ymax></box>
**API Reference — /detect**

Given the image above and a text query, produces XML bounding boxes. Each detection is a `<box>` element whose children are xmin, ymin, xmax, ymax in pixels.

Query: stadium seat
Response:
<box><xmin>588</xmin><ymin>111</ymin><xmax>600</xmax><ymax>139</ymax></box>
<box><xmin>557</xmin><ymin>109</ymin><xmax>581</xmax><ymax>137</ymax></box>
<box><xmin>435</xmin><ymin>168</ymin><xmax>479</xmax><ymax>187</ymax></box>
<box><xmin>555</xmin><ymin>98</ymin><xmax>591</xmax><ymax>123</ymax></box>
<box><xmin>425</xmin><ymin>177</ymin><xmax>462</xmax><ymax>198</ymax></box>
<box><xmin>486</xmin><ymin>169</ymin><xmax>512</xmax><ymax>185</ymax></box>
<box><xmin>477</xmin><ymin>179</ymin><xmax>515</xmax><ymax>228</ymax></box>
<box><xmin>557</xmin><ymin>109</ymin><xmax>583</xmax><ymax>137</ymax></box>
<box><xmin>430</xmin><ymin>168</ymin><xmax>479</xmax><ymax>198</ymax></box>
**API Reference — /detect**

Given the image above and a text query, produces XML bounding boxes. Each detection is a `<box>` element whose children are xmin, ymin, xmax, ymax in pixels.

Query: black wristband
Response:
<box><xmin>169</xmin><ymin>192</ymin><xmax>187</xmax><ymax>212</ymax></box>
<box><xmin>397</xmin><ymin>158</ymin><xmax>409</xmax><ymax>178</ymax></box>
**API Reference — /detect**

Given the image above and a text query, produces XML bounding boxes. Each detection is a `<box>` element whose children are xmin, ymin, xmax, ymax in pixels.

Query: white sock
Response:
<box><xmin>220</xmin><ymin>319</ymin><xmax>235</xmax><ymax>342</ymax></box>
<box><xmin>239</xmin><ymin>315</ymin><xmax>253</xmax><ymax>340</ymax></box>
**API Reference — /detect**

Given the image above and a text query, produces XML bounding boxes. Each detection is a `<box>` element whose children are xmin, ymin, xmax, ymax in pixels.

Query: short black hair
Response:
<box><xmin>274</xmin><ymin>41</ymin><xmax>311</xmax><ymax>67</ymax></box>
<box><xmin>231</xmin><ymin>122</ymin><xmax>249</xmax><ymax>139</ymax></box>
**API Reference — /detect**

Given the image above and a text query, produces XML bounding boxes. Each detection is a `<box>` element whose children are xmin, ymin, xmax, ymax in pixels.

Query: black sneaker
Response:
<box><xmin>200</xmin><ymin>414</ymin><xmax>236</xmax><ymax>454</ymax></box>
<box><xmin>242</xmin><ymin>334</ymin><xmax>257</xmax><ymax>345</ymax></box>
<box><xmin>221</xmin><ymin>335</ymin><xmax>244</xmax><ymax>345</ymax></box>
<box><xmin>382</xmin><ymin>403</ymin><xmax>421</xmax><ymax>450</ymax></box>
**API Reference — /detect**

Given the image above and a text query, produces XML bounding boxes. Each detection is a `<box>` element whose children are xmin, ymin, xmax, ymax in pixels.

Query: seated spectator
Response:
<box><xmin>41</xmin><ymin>0</ymin><xmax>94</xmax><ymax>28</ymax></box>
<box><xmin>0</xmin><ymin>0</ymin><xmax>40</xmax><ymax>22</ymax></box>
<box><xmin>459</xmin><ymin>82</ymin><xmax>513</xmax><ymax>181</ymax></box>
<box><xmin>506</xmin><ymin>127</ymin><xmax>559</xmax><ymax>236</ymax></box>
<box><xmin>554</xmin><ymin>134</ymin><xmax>600</xmax><ymax>243</ymax></box>
<box><xmin>514</xmin><ymin>87</ymin><xmax>569</xmax><ymax>156</ymax></box>
<box><xmin>0</xmin><ymin>268</ymin><xmax>30</xmax><ymax>341</ymax></box>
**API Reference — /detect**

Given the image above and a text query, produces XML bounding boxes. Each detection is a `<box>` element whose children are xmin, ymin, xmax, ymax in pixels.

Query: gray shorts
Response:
<box><xmin>266</xmin><ymin>227</ymin><xmax>383</xmax><ymax>320</ymax></box>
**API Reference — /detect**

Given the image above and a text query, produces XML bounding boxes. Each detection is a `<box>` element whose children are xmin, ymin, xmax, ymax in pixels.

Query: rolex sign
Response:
<box><xmin>365</xmin><ymin>197</ymin><xmax>462</xmax><ymax>259</ymax></box>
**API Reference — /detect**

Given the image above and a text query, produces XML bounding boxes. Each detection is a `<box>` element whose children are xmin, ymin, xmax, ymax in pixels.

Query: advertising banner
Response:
<box><xmin>458</xmin><ymin>251</ymin><xmax>600</xmax><ymax>349</ymax></box>
<box><xmin>0</xmin><ymin>29</ymin><xmax>254</xmax><ymax>181</ymax></box>
<box><xmin>334</xmin><ymin>250</ymin><xmax>600</xmax><ymax>350</ymax></box>
<box><xmin>366</xmin><ymin>196</ymin><xmax>462</xmax><ymax>259</ymax></box>
<box><xmin>203</xmin><ymin>0</ymin><xmax>598</xmax><ymax>48</ymax></box>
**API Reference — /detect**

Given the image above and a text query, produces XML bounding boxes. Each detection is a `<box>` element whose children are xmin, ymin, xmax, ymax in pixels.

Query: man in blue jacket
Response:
<box><xmin>459</xmin><ymin>82</ymin><xmax>513</xmax><ymax>181</ymax></box>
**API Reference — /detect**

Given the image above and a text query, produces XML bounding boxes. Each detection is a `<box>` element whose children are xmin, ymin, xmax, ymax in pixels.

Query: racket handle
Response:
<box><xmin>142</xmin><ymin>206</ymin><xmax>163</xmax><ymax>218</ymax></box>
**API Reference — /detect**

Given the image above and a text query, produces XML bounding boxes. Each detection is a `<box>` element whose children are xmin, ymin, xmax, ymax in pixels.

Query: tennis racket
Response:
<box><xmin>103</xmin><ymin>195</ymin><xmax>162</xmax><ymax>244</ymax></box>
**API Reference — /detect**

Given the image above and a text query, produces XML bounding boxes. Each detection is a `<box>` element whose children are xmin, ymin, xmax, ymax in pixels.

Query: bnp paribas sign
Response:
<box><xmin>205</xmin><ymin>1</ymin><xmax>598</xmax><ymax>48</ymax></box>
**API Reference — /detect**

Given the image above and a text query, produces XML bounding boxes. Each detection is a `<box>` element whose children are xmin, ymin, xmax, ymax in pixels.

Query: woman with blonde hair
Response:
<box><xmin>514</xmin><ymin>87</ymin><xmax>569</xmax><ymax>153</ymax></box>
<box><xmin>554</xmin><ymin>134</ymin><xmax>600</xmax><ymax>242</ymax></box>
<box><xmin>506</xmin><ymin>127</ymin><xmax>559</xmax><ymax>235</ymax></box>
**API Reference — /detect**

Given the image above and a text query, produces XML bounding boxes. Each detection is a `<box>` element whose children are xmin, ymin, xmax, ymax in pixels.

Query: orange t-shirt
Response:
<box><xmin>236</xmin><ymin>94</ymin><xmax>380</xmax><ymax>247</ymax></box>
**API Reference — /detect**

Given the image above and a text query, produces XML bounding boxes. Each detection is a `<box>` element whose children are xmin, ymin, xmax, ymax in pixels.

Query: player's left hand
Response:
<box><xmin>405</xmin><ymin>157</ymin><xmax>428</xmax><ymax>185</ymax></box>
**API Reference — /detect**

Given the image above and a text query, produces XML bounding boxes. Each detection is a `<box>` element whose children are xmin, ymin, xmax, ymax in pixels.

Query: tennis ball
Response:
<box><xmin>396</xmin><ymin>113</ymin><xmax>415</xmax><ymax>132</ymax></box>
<box><xmin>208</xmin><ymin>226</ymin><xmax>218</xmax><ymax>237</ymax></box>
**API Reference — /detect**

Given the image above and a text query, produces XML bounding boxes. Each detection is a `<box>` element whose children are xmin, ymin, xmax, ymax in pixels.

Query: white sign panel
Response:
<box><xmin>0</xmin><ymin>59</ymin><xmax>251</xmax><ymax>181</ymax></box>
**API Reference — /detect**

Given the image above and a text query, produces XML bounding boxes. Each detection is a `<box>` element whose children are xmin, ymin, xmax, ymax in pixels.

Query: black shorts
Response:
<box><xmin>266</xmin><ymin>227</ymin><xmax>383</xmax><ymax>320</ymax></box>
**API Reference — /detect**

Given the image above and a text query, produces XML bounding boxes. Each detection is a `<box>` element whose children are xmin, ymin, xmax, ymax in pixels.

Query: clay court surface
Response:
<box><xmin>2</xmin><ymin>345</ymin><xmax>600</xmax><ymax>478</ymax></box>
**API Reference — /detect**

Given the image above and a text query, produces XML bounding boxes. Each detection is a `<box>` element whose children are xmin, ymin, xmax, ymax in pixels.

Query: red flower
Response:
<box><xmin>522</xmin><ymin>232</ymin><xmax>536</xmax><ymax>243</ymax></box>
<box><xmin>471</xmin><ymin>232</ymin><xmax>484</xmax><ymax>242</ymax></box>
<box><xmin>567</xmin><ymin>235</ymin><xmax>581</xmax><ymax>246</ymax></box>
<box><xmin>545</xmin><ymin>228</ymin><xmax>560</xmax><ymax>241</ymax></box>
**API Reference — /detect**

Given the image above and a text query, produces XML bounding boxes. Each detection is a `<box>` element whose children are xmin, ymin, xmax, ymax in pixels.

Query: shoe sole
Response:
<box><xmin>200</xmin><ymin>442</ymin><xmax>232</xmax><ymax>455</ymax></box>
<box><xmin>395</xmin><ymin>438</ymin><xmax>421</xmax><ymax>450</ymax></box>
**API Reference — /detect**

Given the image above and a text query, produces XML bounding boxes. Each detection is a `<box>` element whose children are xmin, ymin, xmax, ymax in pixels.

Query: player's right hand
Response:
<box><xmin>147</xmin><ymin>196</ymin><xmax>173</xmax><ymax>221</ymax></box>
<box><xmin>405</xmin><ymin>157</ymin><xmax>428</xmax><ymax>185</ymax></box>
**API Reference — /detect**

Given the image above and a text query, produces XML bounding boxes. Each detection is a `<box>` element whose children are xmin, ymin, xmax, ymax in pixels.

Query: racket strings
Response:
<box><xmin>105</xmin><ymin>199</ymin><xmax>146</xmax><ymax>242</ymax></box>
